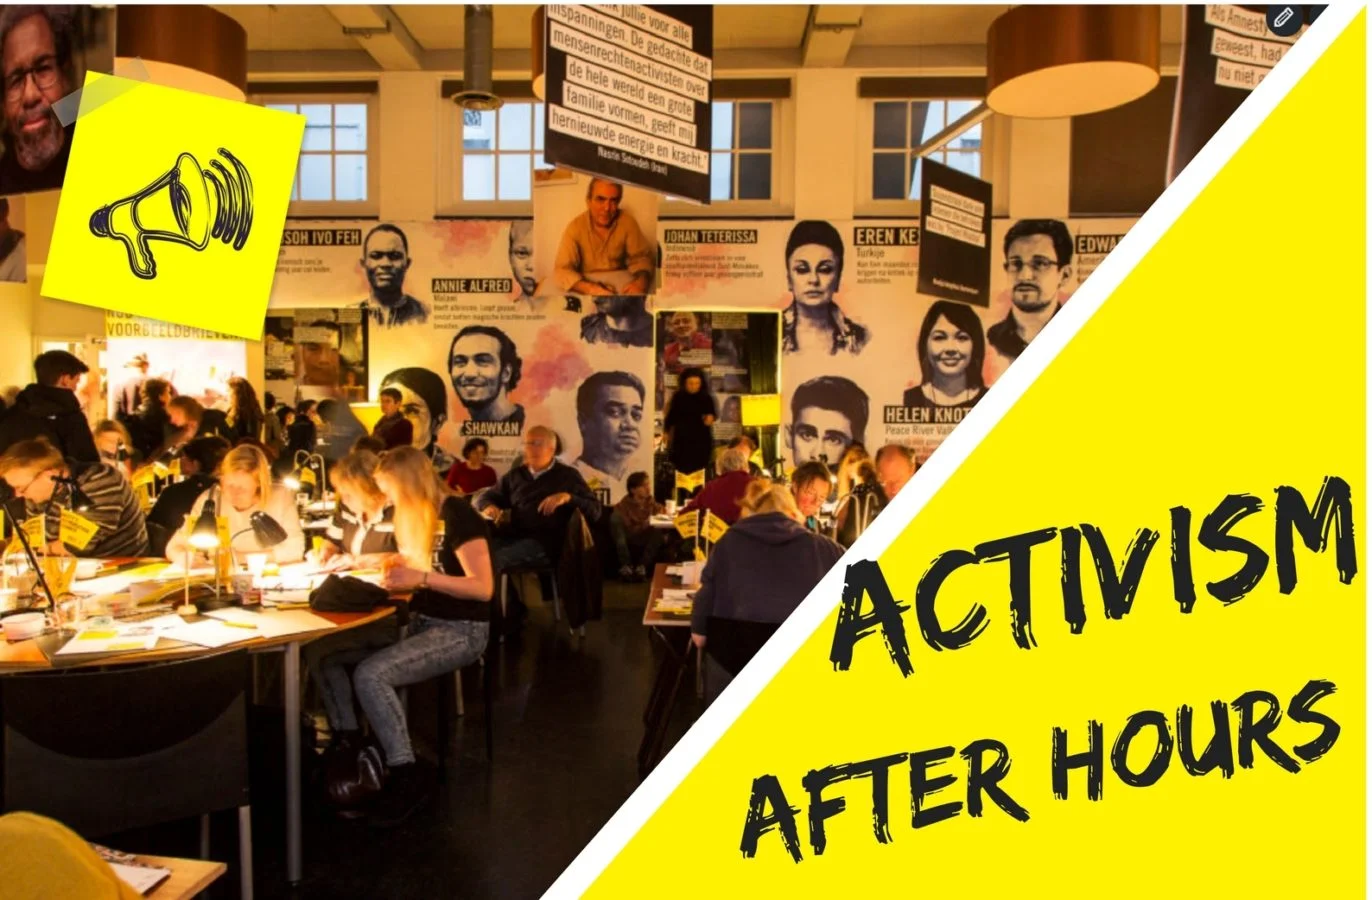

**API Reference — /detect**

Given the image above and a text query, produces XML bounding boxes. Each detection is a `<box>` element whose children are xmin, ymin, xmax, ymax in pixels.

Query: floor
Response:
<box><xmin>109</xmin><ymin>579</ymin><xmax>698</xmax><ymax>899</ymax></box>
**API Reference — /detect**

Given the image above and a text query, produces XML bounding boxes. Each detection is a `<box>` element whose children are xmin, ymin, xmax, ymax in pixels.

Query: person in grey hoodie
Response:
<box><xmin>691</xmin><ymin>479</ymin><xmax>844</xmax><ymax>697</ymax></box>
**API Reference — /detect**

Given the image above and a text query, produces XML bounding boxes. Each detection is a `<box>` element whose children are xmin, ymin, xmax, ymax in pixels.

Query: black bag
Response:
<box><xmin>309</xmin><ymin>574</ymin><xmax>387</xmax><ymax>613</ymax></box>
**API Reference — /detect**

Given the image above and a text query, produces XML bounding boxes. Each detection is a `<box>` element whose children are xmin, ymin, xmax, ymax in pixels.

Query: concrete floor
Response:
<box><xmin>111</xmin><ymin>579</ymin><xmax>695</xmax><ymax>899</ymax></box>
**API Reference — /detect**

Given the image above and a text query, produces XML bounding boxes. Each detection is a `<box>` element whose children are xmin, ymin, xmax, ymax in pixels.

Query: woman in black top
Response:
<box><xmin>226</xmin><ymin>377</ymin><xmax>265</xmax><ymax>443</ymax></box>
<box><xmin>327</xmin><ymin>446</ymin><xmax>492</xmax><ymax>825</ymax></box>
<box><xmin>663</xmin><ymin>366</ymin><xmax>716</xmax><ymax>478</ymax></box>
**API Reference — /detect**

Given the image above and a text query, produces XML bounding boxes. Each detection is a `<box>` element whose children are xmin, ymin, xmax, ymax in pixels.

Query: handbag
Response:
<box><xmin>309</xmin><ymin>574</ymin><xmax>387</xmax><ymax>613</ymax></box>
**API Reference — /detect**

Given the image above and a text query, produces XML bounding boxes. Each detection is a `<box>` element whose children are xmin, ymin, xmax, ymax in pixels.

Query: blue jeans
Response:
<box><xmin>307</xmin><ymin>620</ymin><xmax>400</xmax><ymax>734</ymax></box>
<box><xmin>491</xmin><ymin>536</ymin><xmax>550</xmax><ymax>572</ymax></box>
<box><xmin>315</xmin><ymin>615</ymin><xmax>489</xmax><ymax>766</ymax></box>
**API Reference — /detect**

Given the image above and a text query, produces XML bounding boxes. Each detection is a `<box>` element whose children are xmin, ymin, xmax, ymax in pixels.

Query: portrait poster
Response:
<box><xmin>532</xmin><ymin>167</ymin><xmax>661</xmax><ymax>302</ymax></box>
<box><xmin>270</xmin><ymin>220</ymin><xmax>655</xmax><ymax>504</ymax></box>
<box><xmin>0</xmin><ymin>6</ymin><xmax>114</xmax><ymax>196</ymax></box>
<box><xmin>0</xmin><ymin>193</ymin><xmax>25</xmax><ymax>282</ymax></box>
<box><xmin>263</xmin><ymin>307</ymin><xmax>368</xmax><ymax>406</ymax></box>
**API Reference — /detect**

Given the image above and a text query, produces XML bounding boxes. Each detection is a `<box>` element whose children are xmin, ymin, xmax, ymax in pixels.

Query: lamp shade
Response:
<box><xmin>248</xmin><ymin>512</ymin><xmax>288</xmax><ymax>549</ymax></box>
<box><xmin>986</xmin><ymin>5</ymin><xmax>1161</xmax><ymax>119</ymax></box>
<box><xmin>189</xmin><ymin>500</ymin><xmax>221</xmax><ymax>550</ymax></box>
<box><xmin>740</xmin><ymin>394</ymin><xmax>782</xmax><ymax>428</ymax></box>
<box><xmin>531</xmin><ymin>6</ymin><xmax>547</xmax><ymax>101</ymax></box>
<box><xmin>116</xmin><ymin>5</ymin><xmax>248</xmax><ymax>102</ymax></box>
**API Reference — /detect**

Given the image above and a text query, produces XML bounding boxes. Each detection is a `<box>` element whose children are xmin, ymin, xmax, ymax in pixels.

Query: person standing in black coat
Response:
<box><xmin>663</xmin><ymin>366</ymin><xmax>716</xmax><ymax>479</ymax></box>
<box><xmin>0</xmin><ymin>350</ymin><xmax>98</xmax><ymax>463</ymax></box>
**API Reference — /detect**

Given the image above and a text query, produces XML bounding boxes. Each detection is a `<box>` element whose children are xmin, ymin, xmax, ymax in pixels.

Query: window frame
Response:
<box><xmin>439</xmin><ymin>96</ymin><xmax>794</xmax><ymax>218</ymax></box>
<box><xmin>855</xmin><ymin>96</ymin><xmax>990</xmax><ymax>218</ymax></box>
<box><xmin>250</xmin><ymin>91</ymin><xmax>381</xmax><ymax>217</ymax></box>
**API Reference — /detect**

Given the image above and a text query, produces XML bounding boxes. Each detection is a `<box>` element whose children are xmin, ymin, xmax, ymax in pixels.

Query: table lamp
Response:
<box><xmin>283</xmin><ymin>450</ymin><xmax>325</xmax><ymax>501</ymax></box>
<box><xmin>177</xmin><ymin>499</ymin><xmax>222</xmax><ymax>615</ymax></box>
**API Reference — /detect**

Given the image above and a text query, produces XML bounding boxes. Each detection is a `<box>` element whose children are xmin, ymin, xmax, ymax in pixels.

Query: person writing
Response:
<box><xmin>682</xmin><ymin>447</ymin><xmax>752</xmax><ymax>525</ymax></box>
<box><xmin>610</xmin><ymin>471</ymin><xmax>664</xmax><ymax>582</ymax></box>
<box><xmin>0</xmin><ymin>437</ymin><xmax>149</xmax><ymax>558</ymax></box>
<box><xmin>146</xmin><ymin>436</ymin><xmax>229</xmax><ymax>538</ymax></box>
<box><xmin>165</xmin><ymin>444</ymin><xmax>304</xmax><ymax>564</ymax></box>
<box><xmin>790</xmin><ymin>461</ymin><xmax>832</xmax><ymax>532</ymax></box>
<box><xmin>445</xmin><ymin>437</ymin><xmax>497</xmax><ymax>496</ymax></box>
<box><xmin>316</xmin><ymin>449</ymin><xmax>398</xmax><ymax>571</ymax></box>
<box><xmin>167</xmin><ymin>395</ymin><xmax>234</xmax><ymax>446</ymax></box>
<box><xmin>313</xmin><ymin>446</ymin><xmax>494</xmax><ymax>826</ymax></box>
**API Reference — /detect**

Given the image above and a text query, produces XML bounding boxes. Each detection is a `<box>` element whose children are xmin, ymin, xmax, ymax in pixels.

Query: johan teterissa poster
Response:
<box><xmin>268</xmin><ymin>219</ymin><xmax>655</xmax><ymax>503</ymax></box>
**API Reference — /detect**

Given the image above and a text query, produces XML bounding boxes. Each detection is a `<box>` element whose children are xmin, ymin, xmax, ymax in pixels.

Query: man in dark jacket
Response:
<box><xmin>0</xmin><ymin>350</ymin><xmax>98</xmax><ymax>463</ymax></box>
<box><xmin>479</xmin><ymin>425</ymin><xmax>603</xmax><ymax>571</ymax></box>
<box><xmin>146</xmin><ymin>436</ymin><xmax>230</xmax><ymax>538</ymax></box>
<box><xmin>371</xmin><ymin>387</ymin><xmax>414</xmax><ymax>450</ymax></box>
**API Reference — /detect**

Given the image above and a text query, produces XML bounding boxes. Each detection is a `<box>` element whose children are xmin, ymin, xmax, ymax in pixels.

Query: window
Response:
<box><xmin>459</xmin><ymin>102</ymin><xmax>551</xmax><ymax>203</ymax></box>
<box><xmin>708</xmin><ymin>101</ymin><xmax>775</xmax><ymax>202</ymax></box>
<box><xmin>443</xmin><ymin>97</ymin><xmax>791</xmax><ymax>216</ymax></box>
<box><xmin>868</xmin><ymin>99</ymin><xmax>984</xmax><ymax>203</ymax></box>
<box><xmin>251</xmin><ymin>92</ymin><xmax>379</xmax><ymax>215</ymax></box>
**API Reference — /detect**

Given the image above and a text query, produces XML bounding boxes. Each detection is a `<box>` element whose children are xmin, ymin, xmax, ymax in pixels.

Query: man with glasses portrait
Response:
<box><xmin>987</xmin><ymin>218</ymin><xmax>1074</xmax><ymax>361</ymax></box>
<box><xmin>0</xmin><ymin>6</ymin><xmax>80</xmax><ymax>194</ymax></box>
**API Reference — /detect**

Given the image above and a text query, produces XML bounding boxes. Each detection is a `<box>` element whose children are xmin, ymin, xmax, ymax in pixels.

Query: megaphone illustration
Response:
<box><xmin>89</xmin><ymin>148</ymin><xmax>254</xmax><ymax>280</ymax></box>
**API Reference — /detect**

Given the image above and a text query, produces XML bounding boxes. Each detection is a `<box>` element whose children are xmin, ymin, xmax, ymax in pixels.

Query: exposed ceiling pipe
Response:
<box><xmin>455</xmin><ymin>5</ymin><xmax>502</xmax><ymax>111</ymax></box>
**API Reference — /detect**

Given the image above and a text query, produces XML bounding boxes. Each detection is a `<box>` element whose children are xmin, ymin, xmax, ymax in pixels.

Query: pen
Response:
<box><xmin>220</xmin><ymin>620</ymin><xmax>258</xmax><ymax>630</ymax></box>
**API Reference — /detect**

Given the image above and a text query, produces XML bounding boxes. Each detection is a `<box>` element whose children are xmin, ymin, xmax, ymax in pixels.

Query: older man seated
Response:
<box><xmin>682</xmin><ymin>447</ymin><xmax>752</xmax><ymax>525</ymax></box>
<box><xmin>479</xmin><ymin>425</ymin><xmax>603</xmax><ymax>572</ymax></box>
<box><xmin>875</xmin><ymin>444</ymin><xmax>917</xmax><ymax>500</ymax></box>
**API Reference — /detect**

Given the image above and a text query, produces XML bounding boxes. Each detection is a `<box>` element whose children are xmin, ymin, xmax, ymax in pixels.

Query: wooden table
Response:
<box><xmin>638</xmin><ymin>563</ymin><xmax>696</xmax><ymax>778</ymax></box>
<box><xmin>141</xmin><ymin>854</ymin><xmax>227</xmax><ymax>899</ymax></box>
<box><xmin>0</xmin><ymin>562</ymin><xmax>397</xmax><ymax>888</ymax></box>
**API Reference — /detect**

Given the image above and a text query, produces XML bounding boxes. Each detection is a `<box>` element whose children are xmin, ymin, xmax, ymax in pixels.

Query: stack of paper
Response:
<box><xmin>56</xmin><ymin>626</ymin><xmax>159</xmax><ymax>656</ymax></box>
<box><xmin>205</xmin><ymin>607</ymin><xmax>337</xmax><ymax>638</ymax></box>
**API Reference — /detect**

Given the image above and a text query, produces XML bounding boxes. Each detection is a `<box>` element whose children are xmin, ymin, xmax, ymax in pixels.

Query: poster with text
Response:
<box><xmin>917</xmin><ymin>158</ymin><xmax>992</xmax><ymax>305</ymax></box>
<box><xmin>263</xmin><ymin>307</ymin><xmax>369</xmax><ymax>406</ymax></box>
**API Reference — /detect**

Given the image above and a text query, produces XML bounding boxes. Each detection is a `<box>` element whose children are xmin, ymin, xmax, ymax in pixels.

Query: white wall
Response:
<box><xmin>12</xmin><ymin>64</ymin><xmax>1073</xmax><ymax>394</ymax></box>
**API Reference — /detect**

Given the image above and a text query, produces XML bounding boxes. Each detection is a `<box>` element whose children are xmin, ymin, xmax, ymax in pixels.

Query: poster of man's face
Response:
<box><xmin>577</xmin><ymin>372</ymin><xmax>644</xmax><ymax>477</ymax></box>
<box><xmin>786</xmin><ymin>376</ymin><xmax>868</xmax><ymax>467</ymax></box>
<box><xmin>0</xmin><ymin>6</ymin><xmax>113</xmax><ymax>195</ymax></box>
<box><xmin>448</xmin><ymin>325</ymin><xmax>521</xmax><ymax>422</ymax></box>
<box><xmin>1003</xmin><ymin>220</ymin><xmax>1072</xmax><ymax>314</ymax></box>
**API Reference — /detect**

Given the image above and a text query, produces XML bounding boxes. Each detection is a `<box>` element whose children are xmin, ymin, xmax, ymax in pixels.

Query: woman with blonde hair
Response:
<box><xmin>93</xmin><ymin>419</ymin><xmax>135</xmax><ymax>477</ymax></box>
<box><xmin>164</xmin><ymin>444</ymin><xmax>303</xmax><ymax>563</ymax></box>
<box><xmin>316</xmin><ymin>449</ymin><xmax>397</xmax><ymax>571</ymax></box>
<box><xmin>320</xmin><ymin>446</ymin><xmax>493</xmax><ymax>826</ymax></box>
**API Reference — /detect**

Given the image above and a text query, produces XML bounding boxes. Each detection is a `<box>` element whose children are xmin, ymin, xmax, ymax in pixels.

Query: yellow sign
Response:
<box><xmin>674</xmin><ymin>510</ymin><xmax>699</xmax><ymax>539</ymax></box>
<box><xmin>692</xmin><ymin>544</ymin><xmax>706</xmax><ymax>563</ymax></box>
<box><xmin>131</xmin><ymin>465</ymin><xmax>156</xmax><ymax>489</ymax></box>
<box><xmin>58</xmin><ymin>510</ymin><xmax>100</xmax><ymax>551</ymax></box>
<box><xmin>563</xmin><ymin>10</ymin><xmax>1367</xmax><ymax>897</ymax></box>
<box><xmin>21</xmin><ymin>516</ymin><xmax>46</xmax><ymax>549</ymax></box>
<box><xmin>42</xmin><ymin>72</ymin><xmax>305</xmax><ymax>340</ymax></box>
<box><xmin>40</xmin><ymin>555</ymin><xmax>76</xmax><ymax>600</ymax></box>
<box><xmin>675</xmin><ymin>470</ymin><xmax>705</xmax><ymax>492</ymax></box>
<box><xmin>704</xmin><ymin>510</ymin><xmax>729</xmax><ymax>544</ymax></box>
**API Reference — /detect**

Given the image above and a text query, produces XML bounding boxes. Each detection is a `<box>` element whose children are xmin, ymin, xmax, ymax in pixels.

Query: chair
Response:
<box><xmin>703</xmin><ymin>617</ymin><xmax>781</xmax><ymax>676</ymax></box>
<box><xmin>1</xmin><ymin>649</ymin><xmax>255</xmax><ymax>900</ymax></box>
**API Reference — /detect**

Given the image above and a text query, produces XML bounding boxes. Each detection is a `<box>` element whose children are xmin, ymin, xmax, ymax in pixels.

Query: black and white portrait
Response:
<box><xmin>448</xmin><ymin>324</ymin><xmax>524</xmax><ymax>425</ymax></box>
<box><xmin>572</xmin><ymin>371</ymin><xmax>645</xmax><ymax>499</ymax></box>
<box><xmin>988</xmin><ymin>218</ymin><xmax>1072</xmax><ymax>360</ymax></box>
<box><xmin>903</xmin><ymin>300</ymin><xmax>987</xmax><ymax>409</ymax></box>
<box><xmin>361</xmin><ymin>224</ymin><xmax>429</xmax><ymax>328</ymax></box>
<box><xmin>508</xmin><ymin>220</ymin><xmax>539</xmax><ymax>312</ymax></box>
<box><xmin>580</xmin><ymin>295</ymin><xmax>653</xmax><ymax>348</ymax></box>
<box><xmin>787</xmin><ymin>375</ymin><xmax>868</xmax><ymax>468</ymax></box>
<box><xmin>780</xmin><ymin>220</ymin><xmax>868</xmax><ymax>356</ymax></box>
<box><xmin>380</xmin><ymin>367</ymin><xmax>448</xmax><ymax>454</ymax></box>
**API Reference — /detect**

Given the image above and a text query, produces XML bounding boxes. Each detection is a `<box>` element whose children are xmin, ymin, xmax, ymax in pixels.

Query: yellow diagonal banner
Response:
<box><xmin>555</xmin><ymin>6</ymin><xmax>1365</xmax><ymax>897</ymax></box>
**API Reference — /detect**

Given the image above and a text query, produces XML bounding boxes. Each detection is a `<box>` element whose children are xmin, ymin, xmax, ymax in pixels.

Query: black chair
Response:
<box><xmin>1</xmin><ymin>649</ymin><xmax>254</xmax><ymax>899</ymax></box>
<box><xmin>703</xmin><ymin>617</ymin><xmax>781</xmax><ymax>676</ymax></box>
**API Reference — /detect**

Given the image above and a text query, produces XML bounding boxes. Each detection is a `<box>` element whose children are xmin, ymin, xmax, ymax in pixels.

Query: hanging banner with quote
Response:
<box><xmin>543</xmin><ymin>4</ymin><xmax>713</xmax><ymax>202</ymax></box>
<box><xmin>1167</xmin><ymin>4</ymin><xmax>1306</xmax><ymax>182</ymax></box>
<box><xmin>917</xmin><ymin>159</ymin><xmax>992</xmax><ymax>306</ymax></box>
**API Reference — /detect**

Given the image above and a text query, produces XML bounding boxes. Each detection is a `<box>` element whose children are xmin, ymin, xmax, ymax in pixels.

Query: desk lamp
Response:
<box><xmin>178</xmin><ymin>499</ymin><xmax>222</xmax><ymax>615</ymax></box>
<box><xmin>283</xmin><ymin>450</ymin><xmax>326</xmax><ymax>501</ymax></box>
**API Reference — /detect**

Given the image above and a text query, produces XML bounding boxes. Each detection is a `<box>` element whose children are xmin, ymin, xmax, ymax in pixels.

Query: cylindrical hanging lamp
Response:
<box><xmin>986</xmin><ymin>5</ymin><xmax>1161</xmax><ymax>118</ymax></box>
<box><xmin>456</xmin><ymin>6</ymin><xmax>502</xmax><ymax>110</ymax></box>
<box><xmin>115</xmin><ymin>4</ymin><xmax>248</xmax><ymax>101</ymax></box>
<box><xmin>531</xmin><ymin>6</ymin><xmax>547</xmax><ymax>101</ymax></box>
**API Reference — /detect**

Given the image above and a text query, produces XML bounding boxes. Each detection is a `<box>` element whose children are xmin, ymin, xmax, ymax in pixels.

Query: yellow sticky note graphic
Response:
<box><xmin>43</xmin><ymin>72</ymin><xmax>305</xmax><ymax>340</ymax></box>
<box><xmin>78</xmin><ymin>630</ymin><xmax>117</xmax><ymax>641</ymax></box>
<box><xmin>22</xmin><ymin>516</ymin><xmax>46</xmax><ymax>548</ymax></box>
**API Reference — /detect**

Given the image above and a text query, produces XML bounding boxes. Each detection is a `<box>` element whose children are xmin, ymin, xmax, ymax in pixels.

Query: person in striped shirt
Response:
<box><xmin>0</xmin><ymin>437</ymin><xmax>149</xmax><ymax>558</ymax></box>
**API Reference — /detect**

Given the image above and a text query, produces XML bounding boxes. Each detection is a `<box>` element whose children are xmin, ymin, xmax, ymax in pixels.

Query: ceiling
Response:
<box><xmin>217</xmin><ymin>5</ymin><xmax>1185</xmax><ymax>73</ymax></box>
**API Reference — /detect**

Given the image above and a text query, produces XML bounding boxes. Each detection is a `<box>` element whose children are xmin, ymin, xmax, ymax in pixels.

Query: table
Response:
<box><xmin>638</xmin><ymin>563</ymin><xmax>696</xmax><ymax>778</ymax></box>
<box><xmin>0</xmin><ymin>563</ymin><xmax>397</xmax><ymax>887</ymax></box>
<box><xmin>141</xmin><ymin>854</ymin><xmax>227</xmax><ymax>899</ymax></box>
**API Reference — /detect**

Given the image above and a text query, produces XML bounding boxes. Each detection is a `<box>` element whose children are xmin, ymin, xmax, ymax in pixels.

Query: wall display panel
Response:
<box><xmin>269</xmin><ymin>219</ymin><xmax>655</xmax><ymax>504</ymax></box>
<box><xmin>263</xmin><ymin>307</ymin><xmax>368</xmax><ymax>406</ymax></box>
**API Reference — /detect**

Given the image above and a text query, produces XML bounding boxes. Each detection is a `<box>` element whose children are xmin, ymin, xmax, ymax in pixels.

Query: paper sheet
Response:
<box><xmin>160</xmin><ymin>618</ymin><xmax>258</xmax><ymax>649</ymax></box>
<box><xmin>205</xmin><ymin>607</ymin><xmax>337</xmax><ymax>638</ymax></box>
<box><xmin>55</xmin><ymin>626</ymin><xmax>159</xmax><ymax>655</ymax></box>
<box><xmin>109</xmin><ymin>862</ymin><xmax>170</xmax><ymax>894</ymax></box>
